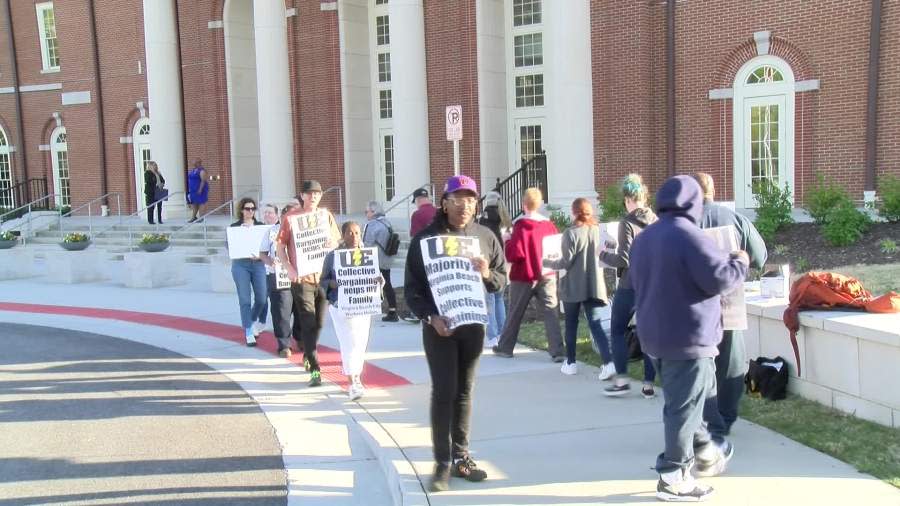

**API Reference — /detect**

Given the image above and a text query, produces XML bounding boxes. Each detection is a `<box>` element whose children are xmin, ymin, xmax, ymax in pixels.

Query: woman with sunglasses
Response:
<box><xmin>230</xmin><ymin>197</ymin><xmax>267</xmax><ymax>346</ymax></box>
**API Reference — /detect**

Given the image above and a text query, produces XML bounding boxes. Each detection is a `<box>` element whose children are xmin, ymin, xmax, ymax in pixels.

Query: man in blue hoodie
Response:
<box><xmin>629</xmin><ymin>175</ymin><xmax>749</xmax><ymax>502</ymax></box>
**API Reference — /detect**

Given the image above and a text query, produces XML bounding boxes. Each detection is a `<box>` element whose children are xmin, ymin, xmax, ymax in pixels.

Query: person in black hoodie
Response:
<box><xmin>629</xmin><ymin>175</ymin><xmax>748</xmax><ymax>502</ymax></box>
<box><xmin>693</xmin><ymin>173</ymin><xmax>767</xmax><ymax>439</ymax></box>
<box><xmin>405</xmin><ymin>175</ymin><xmax>507</xmax><ymax>493</ymax></box>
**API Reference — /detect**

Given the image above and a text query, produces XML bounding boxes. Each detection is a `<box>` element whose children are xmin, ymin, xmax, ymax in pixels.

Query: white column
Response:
<box><xmin>544</xmin><ymin>0</ymin><xmax>596</xmax><ymax>205</ymax></box>
<box><xmin>254</xmin><ymin>0</ymin><xmax>296</xmax><ymax>204</ymax></box>
<box><xmin>476</xmin><ymin>0</ymin><xmax>508</xmax><ymax>193</ymax></box>
<box><xmin>388</xmin><ymin>0</ymin><xmax>430</xmax><ymax>199</ymax></box>
<box><xmin>142</xmin><ymin>0</ymin><xmax>186</xmax><ymax>216</ymax></box>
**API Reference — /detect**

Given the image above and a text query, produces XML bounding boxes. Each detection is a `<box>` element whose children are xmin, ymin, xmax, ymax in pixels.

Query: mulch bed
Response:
<box><xmin>770</xmin><ymin>221</ymin><xmax>900</xmax><ymax>270</ymax></box>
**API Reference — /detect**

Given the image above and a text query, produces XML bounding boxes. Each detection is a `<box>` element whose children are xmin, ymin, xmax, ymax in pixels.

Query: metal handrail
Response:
<box><xmin>384</xmin><ymin>183</ymin><xmax>436</xmax><ymax>217</ymax></box>
<box><xmin>58</xmin><ymin>192</ymin><xmax>123</xmax><ymax>238</ymax></box>
<box><xmin>0</xmin><ymin>193</ymin><xmax>60</xmax><ymax>245</ymax></box>
<box><xmin>322</xmin><ymin>186</ymin><xmax>344</xmax><ymax>215</ymax></box>
<box><xmin>167</xmin><ymin>188</ymin><xmax>261</xmax><ymax>249</ymax></box>
<box><xmin>92</xmin><ymin>191</ymin><xmax>185</xmax><ymax>242</ymax></box>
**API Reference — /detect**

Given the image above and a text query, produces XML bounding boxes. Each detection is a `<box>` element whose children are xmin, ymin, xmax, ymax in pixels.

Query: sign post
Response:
<box><xmin>446</xmin><ymin>105</ymin><xmax>462</xmax><ymax>176</ymax></box>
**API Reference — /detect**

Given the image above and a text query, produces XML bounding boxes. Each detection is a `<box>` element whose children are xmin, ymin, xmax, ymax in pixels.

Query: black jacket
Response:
<box><xmin>404</xmin><ymin>216</ymin><xmax>507</xmax><ymax>323</ymax></box>
<box><xmin>144</xmin><ymin>170</ymin><xmax>165</xmax><ymax>205</ymax></box>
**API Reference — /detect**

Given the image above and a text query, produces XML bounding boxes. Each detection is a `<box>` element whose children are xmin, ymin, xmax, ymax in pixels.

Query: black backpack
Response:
<box><xmin>374</xmin><ymin>218</ymin><xmax>401</xmax><ymax>256</ymax></box>
<box><xmin>625</xmin><ymin>323</ymin><xmax>643</xmax><ymax>361</ymax></box>
<box><xmin>745</xmin><ymin>356</ymin><xmax>788</xmax><ymax>401</ymax></box>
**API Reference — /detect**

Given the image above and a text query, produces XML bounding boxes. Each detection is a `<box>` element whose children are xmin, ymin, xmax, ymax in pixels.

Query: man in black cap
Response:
<box><xmin>410</xmin><ymin>187</ymin><xmax>437</xmax><ymax>238</ymax></box>
<box><xmin>277</xmin><ymin>180</ymin><xmax>341</xmax><ymax>387</ymax></box>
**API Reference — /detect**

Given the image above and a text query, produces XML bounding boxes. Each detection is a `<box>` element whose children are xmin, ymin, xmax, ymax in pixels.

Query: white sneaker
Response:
<box><xmin>485</xmin><ymin>337</ymin><xmax>499</xmax><ymax>348</ymax></box>
<box><xmin>657</xmin><ymin>468</ymin><xmax>713</xmax><ymax>502</ymax></box>
<box><xmin>560</xmin><ymin>361</ymin><xmax>577</xmax><ymax>375</ymax></box>
<box><xmin>245</xmin><ymin>334</ymin><xmax>257</xmax><ymax>347</ymax></box>
<box><xmin>598</xmin><ymin>362</ymin><xmax>616</xmax><ymax>381</ymax></box>
<box><xmin>252</xmin><ymin>322</ymin><xmax>265</xmax><ymax>337</ymax></box>
<box><xmin>348</xmin><ymin>376</ymin><xmax>365</xmax><ymax>400</ymax></box>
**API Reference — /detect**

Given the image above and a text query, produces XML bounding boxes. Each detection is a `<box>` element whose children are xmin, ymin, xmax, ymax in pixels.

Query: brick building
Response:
<box><xmin>0</xmin><ymin>0</ymin><xmax>897</xmax><ymax>216</ymax></box>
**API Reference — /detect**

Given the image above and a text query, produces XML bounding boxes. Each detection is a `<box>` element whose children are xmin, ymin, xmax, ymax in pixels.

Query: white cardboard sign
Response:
<box><xmin>703</xmin><ymin>225</ymin><xmax>748</xmax><ymax>331</ymax></box>
<box><xmin>420</xmin><ymin>235</ymin><xmax>487</xmax><ymax>329</ymax></box>
<box><xmin>289</xmin><ymin>210</ymin><xmax>332</xmax><ymax>277</ymax></box>
<box><xmin>335</xmin><ymin>247</ymin><xmax>383</xmax><ymax>317</ymax></box>
<box><xmin>226</xmin><ymin>225</ymin><xmax>270</xmax><ymax>260</ymax></box>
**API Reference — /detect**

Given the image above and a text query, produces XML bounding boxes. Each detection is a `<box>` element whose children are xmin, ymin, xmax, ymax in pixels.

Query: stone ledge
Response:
<box><xmin>122</xmin><ymin>252</ymin><xmax>187</xmax><ymax>289</ymax></box>
<box><xmin>45</xmin><ymin>249</ymin><xmax>108</xmax><ymax>284</ymax></box>
<box><xmin>0</xmin><ymin>248</ymin><xmax>36</xmax><ymax>280</ymax></box>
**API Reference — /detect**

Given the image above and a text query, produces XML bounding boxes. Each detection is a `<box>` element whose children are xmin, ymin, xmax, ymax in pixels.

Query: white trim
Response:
<box><xmin>0</xmin><ymin>87</ymin><xmax>14</xmax><ymax>94</ymax></box>
<box><xmin>506</xmin><ymin>0</ymin><xmax>547</xmax><ymax>175</ymax></box>
<box><xmin>796</xmin><ymin>79</ymin><xmax>820</xmax><ymax>92</ymax></box>
<box><xmin>709</xmin><ymin>88</ymin><xmax>734</xmax><ymax>100</ymax></box>
<box><xmin>319</xmin><ymin>3</ymin><xmax>336</xmax><ymax>12</ymax></box>
<box><xmin>40</xmin><ymin>68</ymin><xmax>61</xmax><ymax>74</ymax></box>
<box><xmin>286</xmin><ymin>7</ymin><xmax>299</xmax><ymax>16</ymax></box>
<box><xmin>732</xmin><ymin>55</ymin><xmax>795</xmax><ymax>208</ymax></box>
<box><xmin>52</xmin><ymin>112</ymin><xmax>62</xmax><ymax>127</ymax></box>
<box><xmin>753</xmin><ymin>31</ymin><xmax>771</xmax><ymax>56</ymax></box>
<box><xmin>133</xmin><ymin>118</ymin><xmax>153</xmax><ymax>210</ymax></box>
<box><xmin>38</xmin><ymin>145</ymin><xmax>51</xmax><ymax>151</ymax></box>
<box><xmin>61</xmin><ymin>91</ymin><xmax>92</xmax><ymax>106</ymax></box>
<box><xmin>119</xmin><ymin>137</ymin><xmax>133</xmax><ymax>144</ymax></box>
<box><xmin>207</xmin><ymin>20</ymin><xmax>224</xmax><ymax>29</ymax></box>
<box><xmin>50</xmin><ymin>126</ymin><xmax>69</xmax><ymax>207</ymax></box>
<box><xmin>19</xmin><ymin>83</ymin><xmax>62</xmax><ymax>92</ymax></box>
<box><xmin>6</xmin><ymin>146</ymin><xmax>16</xmax><ymax>153</ymax></box>
<box><xmin>136</xmin><ymin>101</ymin><xmax>146</xmax><ymax>118</ymax></box>
<box><xmin>35</xmin><ymin>2</ymin><xmax>60</xmax><ymax>72</ymax></box>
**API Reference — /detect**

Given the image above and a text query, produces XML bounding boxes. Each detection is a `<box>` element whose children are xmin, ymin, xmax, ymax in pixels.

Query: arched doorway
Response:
<box><xmin>50</xmin><ymin>127</ymin><xmax>70</xmax><ymax>207</ymax></box>
<box><xmin>133</xmin><ymin>118</ymin><xmax>152</xmax><ymax>210</ymax></box>
<box><xmin>0</xmin><ymin>126</ymin><xmax>13</xmax><ymax>208</ymax></box>
<box><xmin>732</xmin><ymin>55</ymin><xmax>795</xmax><ymax>208</ymax></box>
<box><xmin>223</xmin><ymin>0</ymin><xmax>262</xmax><ymax>200</ymax></box>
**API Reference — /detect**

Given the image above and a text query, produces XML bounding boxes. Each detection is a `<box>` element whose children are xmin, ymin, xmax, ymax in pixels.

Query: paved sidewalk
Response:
<box><xmin>1</xmin><ymin>266</ymin><xmax>899</xmax><ymax>505</ymax></box>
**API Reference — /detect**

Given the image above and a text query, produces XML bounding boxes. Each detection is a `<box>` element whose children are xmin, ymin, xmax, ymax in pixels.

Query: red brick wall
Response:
<box><xmin>424</xmin><ymin>0</ymin><xmax>481</xmax><ymax>189</ymax></box>
<box><xmin>877</xmin><ymin>0</ymin><xmax>900</xmax><ymax>185</ymax></box>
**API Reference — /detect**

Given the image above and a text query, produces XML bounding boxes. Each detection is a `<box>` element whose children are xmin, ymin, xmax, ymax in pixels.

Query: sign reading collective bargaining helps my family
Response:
<box><xmin>420</xmin><ymin>235</ymin><xmax>487</xmax><ymax>330</ymax></box>
<box><xmin>335</xmin><ymin>247</ymin><xmax>382</xmax><ymax>317</ymax></box>
<box><xmin>703</xmin><ymin>225</ymin><xmax>748</xmax><ymax>331</ymax></box>
<box><xmin>289</xmin><ymin>210</ymin><xmax>332</xmax><ymax>277</ymax></box>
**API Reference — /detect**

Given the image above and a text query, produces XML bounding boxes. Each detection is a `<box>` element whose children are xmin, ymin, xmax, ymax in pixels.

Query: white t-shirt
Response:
<box><xmin>259</xmin><ymin>224</ymin><xmax>279</xmax><ymax>275</ymax></box>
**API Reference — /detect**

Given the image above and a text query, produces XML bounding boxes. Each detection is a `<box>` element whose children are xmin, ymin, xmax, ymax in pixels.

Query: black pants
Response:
<box><xmin>423</xmin><ymin>323</ymin><xmax>484</xmax><ymax>464</ymax></box>
<box><xmin>147</xmin><ymin>201</ymin><xmax>162</xmax><ymax>224</ymax></box>
<box><xmin>267</xmin><ymin>273</ymin><xmax>293</xmax><ymax>351</ymax></box>
<box><xmin>380</xmin><ymin>268</ymin><xmax>397</xmax><ymax>309</ymax></box>
<box><xmin>291</xmin><ymin>282</ymin><xmax>327</xmax><ymax>371</ymax></box>
<box><xmin>706</xmin><ymin>330</ymin><xmax>747</xmax><ymax>439</ymax></box>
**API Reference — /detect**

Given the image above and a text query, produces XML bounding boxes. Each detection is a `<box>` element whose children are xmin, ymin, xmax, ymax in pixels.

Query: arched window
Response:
<box><xmin>732</xmin><ymin>56</ymin><xmax>795</xmax><ymax>208</ymax></box>
<box><xmin>0</xmin><ymin>128</ymin><xmax>13</xmax><ymax>208</ymax></box>
<box><xmin>133</xmin><ymin>118</ymin><xmax>152</xmax><ymax>209</ymax></box>
<box><xmin>50</xmin><ymin>127</ymin><xmax>70</xmax><ymax>207</ymax></box>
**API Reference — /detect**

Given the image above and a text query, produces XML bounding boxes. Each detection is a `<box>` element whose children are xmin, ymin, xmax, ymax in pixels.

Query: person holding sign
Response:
<box><xmin>261</xmin><ymin>202</ymin><xmax>299</xmax><ymax>357</ymax></box>
<box><xmin>629</xmin><ymin>176</ymin><xmax>748</xmax><ymax>501</ymax></box>
<box><xmin>320</xmin><ymin>221</ymin><xmax>384</xmax><ymax>400</ymax></box>
<box><xmin>601</xmin><ymin>174</ymin><xmax>659</xmax><ymax>398</ymax></box>
<box><xmin>542</xmin><ymin>198</ymin><xmax>611</xmax><ymax>376</ymax></box>
<box><xmin>276</xmin><ymin>180</ymin><xmax>341</xmax><ymax>388</ymax></box>
<box><xmin>404</xmin><ymin>175</ymin><xmax>506</xmax><ymax>493</ymax></box>
<box><xmin>229</xmin><ymin>197</ymin><xmax>267</xmax><ymax>347</ymax></box>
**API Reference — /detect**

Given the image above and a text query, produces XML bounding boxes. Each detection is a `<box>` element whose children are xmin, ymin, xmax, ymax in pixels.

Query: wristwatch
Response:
<box><xmin>425</xmin><ymin>314</ymin><xmax>435</xmax><ymax>325</ymax></box>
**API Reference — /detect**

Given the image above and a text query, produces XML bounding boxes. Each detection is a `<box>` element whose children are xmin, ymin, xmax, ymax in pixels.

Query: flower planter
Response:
<box><xmin>138</xmin><ymin>241</ymin><xmax>170</xmax><ymax>253</ymax></box>
<box><xmin>60</xmin><ymin>240</ymin><xmax>91</xmax><ymax>251</ymax></box>
<box><xmin>0</xmin><ymin>239</ymin><xmax>17</xmax><ymax>249</ymax></box>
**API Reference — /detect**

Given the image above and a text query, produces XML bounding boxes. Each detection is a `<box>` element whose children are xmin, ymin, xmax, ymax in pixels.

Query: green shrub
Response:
<box><xmin>752</xmin><ymin>180</ymin><xmax>794</xmax><ymax>242</ymax></box>
<box><xmin>600</xmin><ymin>185</ymin><xmax>626</xmax><ymax>221</ymax></box>
<box><xmin>806</xmin><ymin>173</ymin><xmax>851</xmax><ymax>224</ymax></box>
<box><xmin>879</xmin><ymin>174</ymin><xmax>900</xmax><ymax>222</ymax></box>
<box><xmin>821</xmin><ymin>202</ymin><xmax>872</xmax><ymax>246</ymax></box>
<box><xmin>545</xmin><ymin>205</ymin><xmax>572</xmax><ymax>231</ymax></box>
<box><xmin>880</xmin><ymin>239</ymin><xmax>898</xmax><ymax>255</ymax></box>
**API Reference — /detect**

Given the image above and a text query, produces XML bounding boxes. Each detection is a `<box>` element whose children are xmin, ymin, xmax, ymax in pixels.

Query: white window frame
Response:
<box><xmin>732</xmin><ymin>55</ymin><xmax>795</xmax><ymax>208</ymax></box>
<box><xmin>379</xmin><ymin>129</ymin><xmax>396</xmax><ymax>202</ymax></box>
<box><xmin>369</xmin><ymin>0</ymin><xmax>394</xmax><ymax>200</ymax></box>
<box><xmin>132</xmin><ymin>118</ymin><xmax>152</xmax><ymax>210</ymax></box>
<box><xmin>506</xmin><ymin>0</ymin><xmax>546</xmax><ymax>175</ymax></box>
<box><xmin>0</xmin><ymin>127</ymin><xmax>14</xmax><ymax>208</ymax></box>
<box><xmin>36</xmin><ymin>2</ymin><xmax>60</xmax><ymax>72</ymax></box>
<box><xmin>50</xmin><ymin>126</ymin><xmax>70</xmax><ymax>207</ymax></box>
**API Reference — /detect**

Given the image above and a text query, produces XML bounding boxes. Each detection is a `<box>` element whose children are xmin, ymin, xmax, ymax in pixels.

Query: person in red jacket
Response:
<box><xmin>492</xmin><ymin>187</ymin><xmax>564</xmax><ymax>361</ymax></box>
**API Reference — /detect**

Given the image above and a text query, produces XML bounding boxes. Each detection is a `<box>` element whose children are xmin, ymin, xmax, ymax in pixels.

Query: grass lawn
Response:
<box><xmin>516</xmin><ymin>320</ymin><xmax>900</xmax><ymax>488</ymax></box>
<box><xmin>825</xmin><ymin>263</ymin><xmax>900</xmax><ymax>295</ymax></box>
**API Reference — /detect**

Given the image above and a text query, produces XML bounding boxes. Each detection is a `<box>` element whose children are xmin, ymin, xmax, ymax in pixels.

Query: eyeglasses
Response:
<box><xmin>446</xmin><ymin>196</ymin><xmax>478</xmax><ymax>207</ymax></box>
<box><xmin>242</xmin><ymin>206</ymin><xmax>256</xmax><ymax>211</ymax></box>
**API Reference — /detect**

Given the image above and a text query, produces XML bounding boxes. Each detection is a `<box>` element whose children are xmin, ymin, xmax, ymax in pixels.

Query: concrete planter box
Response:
<box><xmin>59</xmin><ymin>241</ymin><xmax>92</xmax><ymax>251</ymax></box>
<box><xmin>745</xmin><ymin>288</ymin><xmax>900</xmax><ymax>428</ymax></box>
<box><xmin>0</xmin><ymin>248</ymin><xmax>36</xmax><ymax>280</ymax></box>
<box><xmin>138</xmin><ymin>241</ymin><xmax>171</xmax><ymax>253</ymax></box>
<box><xmin>0</xmin><ymin>239</ymin><xmax>18</xmax><ymax>250</ymax></box>
<box><xmin>45</xmin><ymin>249</ymin><xmax>107</xmax><ymax>284</ymax></box>
<box><xmin>210</xmin><ymin>255</ymin><xmax>236</xmax><ymax>293</ymax></box>
<box><xmin>122</xmin><ymin>251</ymin><xmax>186</xmax><ymax>288</ymax></box>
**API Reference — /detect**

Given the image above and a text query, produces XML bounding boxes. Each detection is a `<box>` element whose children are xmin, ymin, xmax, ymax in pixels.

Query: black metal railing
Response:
<box><xmin>0</xmin><ymin>178</ymin><xmax>49</xmax><ymax>219</ymax></box>
<box><xmin>481</xmin><ymin>152</ymin><xmax>547</xmax><ymax>218</ymax></box>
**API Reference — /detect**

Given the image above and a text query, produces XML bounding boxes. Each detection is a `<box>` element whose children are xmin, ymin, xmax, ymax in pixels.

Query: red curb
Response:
<box><xmin>0</xmin><ymin>302</ymin><xmax>411</xmax><ymax>390</ymax></box>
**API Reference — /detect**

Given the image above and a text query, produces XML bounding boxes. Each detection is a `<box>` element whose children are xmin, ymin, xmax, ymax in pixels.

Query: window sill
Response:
<box><xmin>41</xmin><ymin>68</ymin><xmax>61</xmax><ymax>74</ymax></box>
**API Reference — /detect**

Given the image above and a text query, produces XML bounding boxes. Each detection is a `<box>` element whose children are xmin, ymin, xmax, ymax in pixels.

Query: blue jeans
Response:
<box><xmin>231</xmin><ymin>259</ymin><xmax>268</xmax><ymax>331</ymax></box>
<box><xmin>485</xmin><ymin>290</ymin><xmax>507</xmax><ymax>340</ymax></box>
<box><xmin>610</xmin><ymin>288</ymin><xmax>656</xmax><ymax>382</ymax></box>
<box><xmin>562</xmin><ymin>300</ymin><xmax>610</xmax><ymax>365</ymax></box>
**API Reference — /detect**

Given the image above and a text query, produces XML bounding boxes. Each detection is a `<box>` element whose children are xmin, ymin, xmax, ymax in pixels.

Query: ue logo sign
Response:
<box><xmin>337</xmin><ymin>248</ymin><xmax>374</xmax><ymax>268</ymax></box>
<box><xmin>423</xmin><ymin>236</ymin><xmax>478</xmax><ymax>259</ymax></box>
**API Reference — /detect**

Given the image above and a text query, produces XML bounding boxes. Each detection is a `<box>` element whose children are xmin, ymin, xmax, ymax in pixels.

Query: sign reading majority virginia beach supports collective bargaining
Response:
<box><xmin>289</xmin><ymin>210</ymin><xmax>331</xmax><ymax>277</ymax></box>
<box><xmin>420</xmin><ymin>235</ymin><xmax>487</xmax><ymax>330</ymax></box>
<box><xmin>335</xmin><ymin>247</ymin><xmax>382</xmax><ymax>317</ymax></box>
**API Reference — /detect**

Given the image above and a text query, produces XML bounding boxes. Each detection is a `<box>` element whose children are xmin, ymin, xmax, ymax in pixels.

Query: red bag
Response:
<box><xmin>783</xmin><ymin>272</ymin><xmax>899</xmax><ymax>376</ymax></box>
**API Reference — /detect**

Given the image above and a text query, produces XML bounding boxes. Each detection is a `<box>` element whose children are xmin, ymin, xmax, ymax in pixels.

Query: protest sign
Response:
<box><xmin>335</xmin><ymin>247</ymin><xmax>382</xmax><ymax>317</ymax></box>
<box><xmin>289</xmin><ymin>210</ymin><xmax>332</xmax><ymax>277</ymax></box>
<box><xmin>542</xmin><ymin>233</ymin><xmax>563</xmax><ymax>276</ymax></box>
<box><xmin>598</xmin><ymin>221</ymin><xmax>619</xmax><ymax>269</ymax></box>
<box><xmin>226</xmin><ymin>225</ymin><xmax>270</xmax><ymax>260</ymax></box>
<box><xmin>273</xmin><ymin>260</ymin><xmax>292</xmax><ymax>290</ymax></box>
<box><xmin>703</xmin><ymin>225</ymin><xmax>748</xmax><ymax>330</ymax></box>
<box><xmin>420</xmin><ymin>235</ymin><xmax>487</xmax><ymax>329</ymax></box>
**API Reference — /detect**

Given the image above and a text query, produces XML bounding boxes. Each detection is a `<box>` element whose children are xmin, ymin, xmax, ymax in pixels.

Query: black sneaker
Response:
<box><xmin>452</xmin><ymin>455</ymin><xmax>487</xmax><ymax>482</ymax></box>
<box><xmin>603</xmin><ymin>382</ymin><xmax>631</xmax><ymax>397</ymax></box>
<box><xmin>491</xmin><ymin>346</ymin><xmax>513</xmax><ymax>358</ymax></box>
<box><xmin>656</xmin><ymin>477</ymin><xmax>713</xmax><ymax>502</ymax></box>
<box><xmin>382</xmin><ymin>311</ymin><xmax>400</xmax><ymax>322</ymax></box>
<box><xmin>308</xmin><ymin>370</ymin><xmax>322</xmax><ymax>387</ymax></box>
<box><xmin>694</xmin><ymin>441</ymin><xmax>734</xmax><ymax>478</ymax></box>
<box><xmin>429</xmin><ymin>462</ymin><xmax>450</xmax><ymax>492</ymax></box>
<box><xmin>551</xmin><ymin>355</ymin><xmax>565</xmax><ymax>363</ymax></box>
